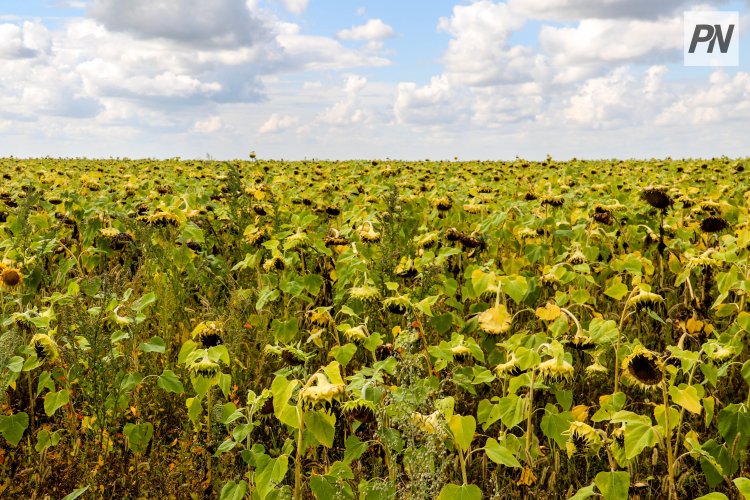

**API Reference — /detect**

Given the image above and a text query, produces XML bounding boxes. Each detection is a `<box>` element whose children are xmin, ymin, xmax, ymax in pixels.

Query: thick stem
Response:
<box><xmin>27</xmin><ymin>371</ymin><xmax>35</xmax><ymax>434</ymax></box>
<box><xmin>458</xmin><ymin>448</ymin><xmax>468</xmax><ymax>485</ymax></box>
<box><xmin>206</xmin><ymin>389</ymin><xmax>212</xmax><ymax>485</ymax></box>
<box><xmin>294</xmin><ymin>405</ymin><xmax>305</xmax><ymax>499</ymax></box>
<box><xmin>662</xmin><ymin>380</ymin><xmax>676</xmax><ymax>500</ymax></box>
<box><xmin>524</xmin><ymin>370</ymin><xmax>536</xmax><ymax>464</ymax></box>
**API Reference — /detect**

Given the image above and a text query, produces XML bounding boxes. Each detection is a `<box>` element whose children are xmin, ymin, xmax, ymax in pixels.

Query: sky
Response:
<box><xmin>1</xmin><ymin>0</ymin><xmax>749</xmax><ymax>160</ymax></box>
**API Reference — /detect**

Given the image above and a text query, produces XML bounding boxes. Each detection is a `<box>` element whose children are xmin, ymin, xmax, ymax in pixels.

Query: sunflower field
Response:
<box><xmin>0</xmin><ymin>157</ymin><xmax>749</xmax><ymax>499</ymax></box>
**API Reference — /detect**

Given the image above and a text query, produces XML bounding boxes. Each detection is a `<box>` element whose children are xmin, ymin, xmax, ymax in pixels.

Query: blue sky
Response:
<box><xmin>1</xmin><ymin>0</ymin><xmax>749</xmax><ymax>160</ymax></box>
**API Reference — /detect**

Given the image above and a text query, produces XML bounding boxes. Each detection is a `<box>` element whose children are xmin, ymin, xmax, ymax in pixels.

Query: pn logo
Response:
<box><xmin>684</xmin><ymin>11</ymin><xmax>739</xmax><ymax>66</ymax></box>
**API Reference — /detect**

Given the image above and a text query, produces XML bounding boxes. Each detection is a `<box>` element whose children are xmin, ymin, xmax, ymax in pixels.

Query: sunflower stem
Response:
<box><xmin>524</xmin><ymin>369</ymin><xmax>536</xmax><ymax>464</ymax></box>
<box><xmin>614</xmin><ymin>290</ymin><xmax>636</xmax><ymax>394</ymax></box>
<box><xmin>458</xmin><ymin>447</ymin><xmax>468</xmax><ymax>485</ymax></box>
<box><xmin>661</xmin><ymin>380</ymin><xmax>676</xmax><ymax>500</ymax></box>
<box><xmin>27</xmin><ymin>371</ymin><xmax>35</xmax><ymax>434</ymax></box>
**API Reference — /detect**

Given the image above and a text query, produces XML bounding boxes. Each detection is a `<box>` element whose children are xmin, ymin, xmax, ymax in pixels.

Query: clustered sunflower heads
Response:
<box><xmin>383</xmin><ymin>295</ymin><xmax>411</xmax><ymax>315</ymax></box>
<box><xmin>641</xmin><ymin>186</ymin><xmax>672</xmax><ymax>210</ymax></box>
<box><xmin>700</xmin><ymin>216</ymin><xmax>729</xmax><ymax>233</ymax></box>
<box><xmin>341</xmin><ymin>398</ymin><xmax>376</xmax><ymax>423</ymax></box>
<box><xmin>478</xmin><ymin>304</ymin><xmax>512</xmax><ymax>335</ymax></box>
<box><xmin>299</xmin><ymin>373</ymin><xmax>345</xmax><ymax>407</ymax></box>
<box><xmin>621</xmin><ymin>346</ymin><xmax>664</xmax><ymax>390</ymax></box>
<box><xmin>349</xmin><ymin>283</ymin><xmax>381</xmax><ymax>302</ymax></box>
<box><xmin>358</xmin><ymin>222</ymin><xmax>381</xmax><ymax>243</ymax></box>
<box><xmin>30</xmin><ymin>333</ymin><xmax>58</xmax><ymax>363</ymax></box>
<box><xmin>0</xmin><ymin>267</ymin><xmax>23</xmax><ymax>290</ymax></box>
<box><xmin>565</xmin><ymin>421</ymin><xmax>603</xmax><ymax>458</ymax></box>
<box><xmin>191</xmin><ymin>321</ymin><xmax>223</xmax><ymax>348</ymax></box>
<box><xmin>538</xmin><ymin>357</ymin><xmax>575</xmax><ymax>382</ymax></box>
<box><xmin>146</xmin><ymin>210</ymin><xmax>180</xmax><ymax>227</ymax></box>
<box><xmin>189</xmin><ymin>357</ymin><xmax>220</xmax><ymax>383</ymax></box>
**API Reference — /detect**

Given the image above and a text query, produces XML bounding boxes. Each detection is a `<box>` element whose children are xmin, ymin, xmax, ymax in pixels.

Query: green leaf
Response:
<box><xmin>61</xmin><ymin>486</ymin><xmax>90</xmax><ymax>500</ymax></box>
<box><xmin>718</xmin><ymin>404</ymin><xmax>750</xmax><ymax>450</ymax></box>
<box><xmin>594</xmin><ymin>471</ymin><xmax>630</xmax><ymax>500</ymax></box>
<box><xmin>737</xmin><ymin>311</ymin><xmax>750</xmax><ymax>333</ymax></box>
<box><xmin>694</xmin><ymin>494</ymin><xmax>728</xmax><ymax>500</ymax></box>
<box><xmin>139</xmin><ymin>336</ymin><xmax>166</xmax><ymax>353</ymax></box>
<box><xmin>219</xmin><ymin>480</ymin><xmax>248</xmax><ymax>500</ymax></box>
<box><xmin>502</xmin><ymin>275</ymin><xmax>528</xmax><ymax>304</ymax></box>
<box><xmin>157</xmin><ymin>370</ymin><xmax>184</xmax><ymax>394</ymax></box>
<box><xmin>540</xmin><ymin>406</ymin><xmax>574</xmax><ymax>449</ymax></box>
<box><xmin>123</xmin><ymin>422</ymin><xmax>154</xmax><ymax>453</ymax></box>
<box><xmin>569</xmin><ymin>483</ymin><xmax>597</xmax><ymax>500</ymax></box>
<box><xmin>44</xmin><ymin>389</ymin><xmax>70</xmax><ymax>417</ymax></box>
<box><xmin>448</xmin><ymin>414</ymin><xmax>476</xmax><ymax>452</ymax></box>
<box><xmin>733</xmin><ymin>477</ymin><xmax>750</xmax><ymax>499</ymax></box>
<box><xmin>497</xmin><ymin>394</ymin><xmax>526</xmax><ymax>429</ymax></box>
<box><xmin>35</xmin><ymin>429</ymin><xmax>62</xmax><ymax>453</ymax></box>
<box><xmin>437</xmin><ymin>483</ymin><xmax>482</xmax><ymax>500</ymax></box>
<box><xmin>186</xmin><ymin>397</ymin><xmax>203</xmax><ymax>424</ymax></box>
<box><xmin>304</xmin><ymin>410</ymin><xmax>336</xmax><ymax>448</ymax></box>
<box><xmin>271</xmin><ymin>318</ymin><xmax>299</xmax><ymax>344</ymax></box>
<box><xmin>213</xmin><ymin>438</ymin><xmax>237</xmax><ymax>457</ymax></box>
<box><xmin>588</xmin><ymin>319</ymin><xmax>619</xmax><ymax>345</ymax></box>
<box><xmin>36</xmin><ymin>370</ymin><xmax>55</xmax><ymax>397</ymax></box>
<box><xmin>6</xmin><ymin>356</ymin><xmax>23</xmax><ymax>373</ymax></box>
<box><xmin>271</xmin><ymin>376</ymin><xmax>300</xmax><ymax>429</ymax></box>
<box><xmin>604</xmin><ymin>277</ymin><xmax>629</xmax><ymax>300</ymax></box>
<box><xmin>131</xmin><ymin>291</ymin><xmax>157</xmax><ymax>312</ymax></box>
<box><xmin>343</xmin><ymin>435</ymin><xmax>369</xmax><ymax>465</ymax></box>
<box><xmin>669</xmin><ymin>384</ymin><xmax>703</xmax><ymax>415</ymax></box>
<box><xmin>620</xmin><ymin>415</ymin><xmax>661</xmax><ymax>459</ymax></box>
<box><xmin>255</xmin><ymin>454</ymin><xmax>289</xmax><ymax>500</ymax></box>
<box><xmin>0</xmin><ymin>412</ymin><xmax>29</xmax><ymax>446</ymax></box>
<box><xmin>484</xmin><ymin>438</ymin><xmax>521</xmax><ymax>468</ymax></box>
<box><xmin>329</xmin><ymin>343</ymin><xmax>357</xmax><ymax>366</ymax></box>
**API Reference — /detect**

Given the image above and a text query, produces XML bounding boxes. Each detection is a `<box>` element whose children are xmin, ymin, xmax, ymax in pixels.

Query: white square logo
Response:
<box><xmin>684</xmin><ymin>11</ymin><xmax>739</xmax><ymax>66</ymax></box>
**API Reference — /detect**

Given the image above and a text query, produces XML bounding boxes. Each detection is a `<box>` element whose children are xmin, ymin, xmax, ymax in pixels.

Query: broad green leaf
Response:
<box><xmin>437</xmin><ymin>483</ymin><xmax>482</xmax><ymax>500</ymax></box>
<box><xmin>304</xmin><ymin>410</ymin><xmax>335</xmax><ymax>448</ymax></box>
<box><xmin>718</xmin><ymin>404</ymin><xmax>750</xmax><ymax>450</ymax></box>
<box><xmin>44</xmin><ymin>389</ymin><xmax>70</xmax><ymax>416</ymax></box>
<box><xmin>213</xmin><ymin>438</ymin><xmax>237</xmax><ymax>456</ymax></box>
<box><xmin>131</xmin><ymin>291</ymin><xmax>157</xmax><ymax>312</ymax></box>
<box><xmin>36</xmin><ymin>370</ymin><xmax>55</xmax><ymax>397</ymax></box>
<box><xmin>219</xmin><ymin>480</ymin><xmax>248</xmax><ymax>500</ymax></box>
<box><xmin>448</xmin><ymin>414</ymin><xmax>476</xmax><ymax>452</ymax></box>
<box><xmin>271</xmin><ymin>376</ymin><xmax>300</xmax><ymax>429</ymax></box>
<box><xmin>595</xmin><ymin>471</ymin><xmax>629</xmax><ymax>500</ymax></box>
<box><xmin>497</xmin><ymin>394</ymin><xmax>526</xmax><ymax>429</ymax></box>
<box><xmin>484</xmin><ymin>438</ymin><xmax>521</xmax><ymax>468</ymax></box>
<box><xmin>733</xmin><ymin>477</ymin><xmax>750</xmax><ymax>499</ymax></box>
<box><xmin>187</xmin><ymin>397</ymin><xmax>203</xmax><ymax>424</ymax></box>
<box><xmin>669</xmin><ymin>384</ymin><xmax>703</xmax><ymax>415</ymax></box>
<box><xmin>588</xmin><ymin>318</ymin><xmax>619</xmax><ymax>345</ymax></box>
<box><xmin>35</xmin><ymin>429</ymin><xmax>62</xmax><ymax>453</ymax></box>
<box><xmin>737</xmin><ymin>311</ymin><xmax>750</xmax><ymax>333</ymax></box>
<box><xmin>0</xmin><ymin>412</ymin><xmax>29</xmax><ymax>446</ymax></box>
<box><xmin>343</xmin><ymin>435</ymin><xmax>369</xmax><ymax>465</ymax></box>
<box><xmin>604</xmin><ymin>277</ymin><xmax>629</xmax><ymax>300</ymax></box>
<box><xmin>695</xmin><ymin>494</ymin><xmax>728</xmax><ymax>500</ymax></box>
<box><xmin>329</xmin><ymin>343</ymin><xmax>357</xmax><ymax>366</ymax></box>
<box><xmin>139</xmin><ymin>336</ymin><xmax>166</xmax><ymax>353</ymax></box>
<box><xmin>569</xmin><ymin>483</ymin><xmax>597</xmax><ymax>500</ymax></box>
<box><xmin>271</xmin><ymin>318</ymin><xmax>298</xmax><ymax>344</ymax></box>
<box><xmin>6</xmin><ymin>356</ymin><xmax>23</xmax><ymax>373</ymax></box>
<box><xmin>255</xmin><ymin>454</ymin><xmax>289</xmax><ymax>500</ymax></box>
<box><xmin>123</xmin><ymin>422</ymin><xmax>154</xmax><ymax>453</ymax></box>
<box><xmin>503</xmin><ymin>275</ymin><xmax>528</xmax><ymax>304</ymax></box>
<box><xmin>540</xmin><ymin>406</ymin><xmax>574</xmax><ymax>449</ymax></box>
<box><xmin>157</xmin><ymin>370</ymin><xmax>184</xmax><ymax>394</ymax></box>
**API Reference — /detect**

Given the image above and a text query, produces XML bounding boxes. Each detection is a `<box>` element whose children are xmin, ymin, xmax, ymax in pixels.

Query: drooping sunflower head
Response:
<box><xmin>243</xmin><ymin>225</ymin><xmax>268</xmax><ymax>246</ymax></box>
<box><xmin>541</xmin><ymin>194</ymin><xmax>564</xmax><ymax>208</ymax></box>
<box><xmin>538</xmin><ymin>357</ymin><xmax>575</xmax><ymax>382</ymax></box>
<box><xmin>585</xmin><ymin>360</ymin><xmax>608</xmax><ymax>377</ymax></box>
<box><xmin>700</xmin><ymin>216</ymin><xmax>729</xmax><ymax>233</ymax></box>
<box><xmin>358</xmin><ymin>222</ymin><xmax>381</xmax><ymax>243</ymax></box>
<box><xmin>433</xmin><ymin>196</ymin><xmax>452</xmax><ymax>212</ymax></box>
<box><xmin>565</xmin><ymin>421</ymin><xmax>602</xmax><ymax>458</ymax></box>
<box><xmin>394</xmin><ymin>257</ymin><xmax>418</xmax><ymax>278</ymax></box>
<box><xmin>299</xmin><ymin>373</ymin><xmax>345</xmax><ymax>408</ymax></box>
<box><xmin>415</xmin><ymin>231</ymin><xmax>439</xmax><ymax>249</ymax></box>
<box><xmin>478</xmin><ymin>304</ymin><xmax>512</xmax><ymax>335</ymax></box>
<box><xmin>263</xmin><ymin>254</ymin><xmax>286</xmax><ymax>272</ymax></box>
<box><xmin>450</xmin><ymin>344</ymin><xmax>472</xmax><ymax>362</ymax></box>
<box><xmin>341</xmin><ymin>399</ymin><xmax>376</xmax><ymax>423</ymax></box>
<box><xmin>445</xmin><ymin>227</ymin><xmax>463</xmax><ymax>242</ymax></box>
<box><xmin>344</xmin><ymin>324</ymin><xmax>369</xmax><ymax>343</ymax></box>
<box><xmin>285</xmin><ymin>228</ymin><xmax>309</xmax><ymax>250</ymax></box>
<box><xmin>641</xmin><ymin>186</ymin><xmax>672</xmax><ymax>211</ymax></box>
<box><xmin>146</xmin><ymin>211</ymin><xmax>180</xmax><ymax>227</ymax></box>
<box><xmin>189</xmin><ymin>357</ymin><xmax>220</xmax><ymax>382</ymax></box>
<box><xmin>191</xmin><ymin>321</ymin><xmax>224</xmax><ymax>348</ymax></box>
<box><xmin>306</xmin><ymin>307</ymin><xmax>335</xmax><ymax>329</ymax></box>
<box><xmin>621</xmin><ymin>346</ymin><xmax>664</xmax><ymax>390</ymax></box>
<box><xmin>30</xmin><ymin>333</ymin><xmax>58</xmax><ymax>362</ymax></box>
<box><xmin>495</xmin><ymin>354</ymin><xmax>527</xmax><ymax>378</ymax></box>
<box><xmin>349</xmin><ymin>283</ymin><xmax>381</xmax><ymax>302</ymax></box>
<box><xmin>567</xmin><ymin>249</ymin><xmax>587</xmax><ymax>266</ymax></box>
<box><xmin>383</xmin><ymin>294</ymin><xmax>411</xmax><ymax>315</ymax></box>
<box><xmin>1</xmin><ymin>268</ymin><xmax>23</xmax><ymax>290</ymax></box>
<box><xmin>626</xmin><ymin>289</ymin><xmax>664</xmax><ymax>311</ymax></box>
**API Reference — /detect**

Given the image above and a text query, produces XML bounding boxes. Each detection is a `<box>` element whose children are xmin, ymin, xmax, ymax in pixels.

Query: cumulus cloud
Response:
<box><xmin>193</xmin><ymin>116</ymin><xmax>225</xmax><ymax>133</ymax></box>
<box><xmin>275</xmin><ymin>0</ymin><xmax>308</xmax><ymax>14</ymax></box>
<box><xmin>88</xmin><ymin>0</ymin><xmax>270</xmax><ymax>47</ymax></box>
<box><xmin>508</xmin><ymin>0</ymin><xmax>721</xmax><ymax>21</ymax></box>
<box><xmin>316</xmin><ymin>75</ymin><xmax>372</xmax><ymax>126</ymax></box>
<box><xmin>394</xmin><ymin>75</ymin><xmax>470</xmax><ymax>125</ymax></box>
<box><xmin>338</xmin><ymin>19</ymin><xmax>395</xmax><ymax>41</ymax></box>
<box><xmin>0</xmin><ymin>21</ymin><xmax>51</xmax><ymax>59</ymax></box>
<box><xmin>259</xmin><ymin>113</ymin><xmax>300</xmax><ymax>133</ymax></box>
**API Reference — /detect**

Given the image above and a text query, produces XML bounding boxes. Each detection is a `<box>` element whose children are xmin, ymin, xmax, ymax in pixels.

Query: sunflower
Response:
<box><xmin>285</xmin><ymin>228</ymin><xmax>309</xmax><ymax>250</ymax></box>
<box><xmin>189</xmin><ymin>357</ymin><xmax>220</xmax><ymax>383</ymax></box>
<box><xmin>383</xmin><ymin>295</ymin><xmax>411</xmax><ymax>315</ymax></box>
<box><xmin>495</xmin><ymin>355</ymin><xmax>526</xmax><ymax>378</ymax></box>
<box><xmin>263</xmin><ymin>254</ymin><xmax>286</xmax><ymax>272</ymax></box>
<box><xmin>621</xmin><ymin>346</ymin><xmax>664</xmax><ymax>390</ymax></box>
<box><xmin>445</xmin><ymin>227</ymin><xmax>463</xmax><ymax>242</ymax></box>
<box><xmin>567</xmin><ymin>249</ymin><xmax>587</xmax><ymax>266</ymax></box>
<box><xmin>349</xmin><ymin>284</ymin><xmax>381</xmax><ymax>302</ymax></box>
<box><xmin>478</xmin><ymin>305</ymin><xmax>512</xmax><ymax>335</ymax></box>
<box><xmin>191</xmin><ymin>321</ymin><xmax>223</xmax><ymax>348</ymax></box>
<box><xmin>146</xmin><ymin>211</ymin><xmax>180</xmax><ymax>227</ymax></box>
<box><xmin>540</xmin><ymin>195</ymin><xmax>564</xmax><ymax>207</ymax></box>
<box><xmin>306</xmin><ymin>307</ymin><xmax>334</xmax><ymax>329</ymax></box>
<box><xmin>700</xmin><ymin>216</ymin><xmax>729</xmax><ymax>233</ymax></box>
<box><xmin>341</xmin><ymin>399</ymin><xmax>376</xmax><ymax>423</ymax></box>
<box><xmin>450</xmin><ymin>344</ymin><xmax>472</xmax><ymax>361</ymax></box>
<box><xmin>30</xmin><ymin>333</ymin><xmax>58</xmax><ymax>362</ymax></box>
<box><xmin>344</xmin><ymin>325</ymin><xmax>369</xmax><ymax>343</ymax></box>
<box><xmin>243</xmin><ymin>225</ymin><xmax>267</xmax><ymax>246</ymax></box>
<box><xmin>1</xmin><ymin>267</ymin><xmax>23</xmax><ymax>290</ymax></box>
<box><xmin>415</xmin><ymin>231</ymin><xmax>439</xmax><ymax>249</ymax></box>
<box><xmin>585</xmin><ymin>360</ymin><xmax>608</xmax><ymax>377</ymax></box>
<box><xmin>565</xmin><ymin>421</ymin><xmax>602</xmax><ymax>458</ymax></box>
<box><xmin>626</xmin><ymin>289</ymin><xmax>664</xmax><ymax>310</ymax></box>
<box><xmin>299</xmin><ymin>373</ymin><xmax>345</xmax><ymax>408</ymax></box>
<box><xmin>394</xmin><ymin>257</ymin><xmax>418</xmax><ymax>278</ymax></box>
<box><xmin>641</xmin><ymin>186</ymin><xmax>672</xmax><ymax>210</ymax></box>
<box><xmin>358</xmin><ymin>222</ymin><xmax>381</xmax><ymax>243</ymax></box>
<box><xmin>538</xmin><ymin>357</ymin><xmax>574</xmax><ymax>381</ymax></box>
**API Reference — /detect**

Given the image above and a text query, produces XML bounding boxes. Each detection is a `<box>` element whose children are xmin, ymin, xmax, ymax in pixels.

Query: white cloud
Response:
<box><xmin>508</xmin><ymin>0</ymin><xmax>721</xmax><ymax>21</ymax></box>
<box><xmin>276</xmin><ymin>0</ymin><xmax>308</xmax><ymax>14</ymax></box>
<box><xmin>259</xmin><ymin>113</ymin><xmax>299</xmax><ymax>133</ymax></box>
<box><xmin>316</xmin><ymin>75</ymin><xmax>371</xmax><ymax>126</ymax></box>
<box><xmin>338</xmin><ymin>18</ymin><xmax>395</xmax><ymax>41</ymax></box>
<box><xmin>0</xmin><ymin>21</ymin><xmax>51</xmax><ymax>59</ymax></box>
<box><xmin>88</xmin><ymin>0</ymin><xmax>269</xmax><ymax>47</ymax></box>
<box><xmin>656</xmin><ymin>71</ymin><xmax>750</xmax><ymax>125</ymax></box>
<box><xmin>394</xmin><ymin>75</ymin><xmax>470</xmax><ymax>125</ymax></box>
<box><xmin>193</xmin><ymin>115</ymin><xmax>225</xmax><ymax>133</ymax></box>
